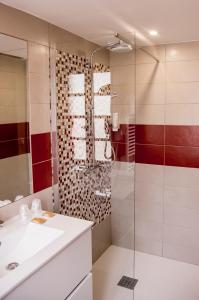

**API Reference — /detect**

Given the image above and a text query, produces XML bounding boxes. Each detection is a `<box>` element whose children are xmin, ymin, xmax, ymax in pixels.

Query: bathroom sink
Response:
<box><xmin>0</xmin><ymin>222</ymin><xmax>63</xmax><ymax>278</ymax></box>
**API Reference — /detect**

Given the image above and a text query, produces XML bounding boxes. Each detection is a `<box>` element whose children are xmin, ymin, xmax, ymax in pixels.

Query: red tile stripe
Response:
<box><xmin>135</xmin><ymin>124</ymin><xmax>199</xmax><ymax>168</ymax></box>
<box><xmin>0</xmin><ymin>122</ymin><xmax>30</xmax><ymax>159</ymax></box>
<box><xmin>135</xmin><ymin>144</ymin><xmax>164</xmax><ymax>165</ymax></box>
<box><xmin>32</xmin><ymin>160</ymin><xmax>52</xmax><ymax>193</ymax></box>
<box><xmin>0</xmin><ymin>122</ymin><xmax>29</xmax><ymax>141</ymax></box>
<box><xmin>165</xmin><ymin>125</ymin><xmax>199</xmax><ymax>147</ymax></box>
<box><xmin>0</xmin><ymin>138</ymin><xmax>30</xmax><ymax>159</ymax></box>
<box><xmin>31</xmin><ymin>132</ymin><xmax>52</xmax><ymax>193</ymax></box>
<box><xmin>165</xmin><ymin>146</ymin><xmax>199</xmax><ymax>168</ymax></box>
<box><xmin>135</xmin><ymin>125</ymin><xmax>164</xmax><ymax>145</ymax></box>
<box><xmin>31</xmin><ymin>132</ymin><xmax>51</xmax><ymax>164</ymax></box>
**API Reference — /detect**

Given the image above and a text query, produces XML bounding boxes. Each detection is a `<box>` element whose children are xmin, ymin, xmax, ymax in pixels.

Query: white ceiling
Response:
<box><xmin>1</xmin><ymin>0</ymin><xmax>199</xmax><ymax>46</ymax></box>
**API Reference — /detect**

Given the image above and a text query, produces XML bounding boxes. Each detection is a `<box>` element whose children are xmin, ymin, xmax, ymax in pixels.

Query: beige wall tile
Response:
<box><xmin>164</xmin><ymin>204</ymin><xmax>199</xmax><ymax>229</ymax></box>
<box><xmin>111</xmin><ymin>165</ymin><xmax>134</xmax><ymax>208</ymax></box>
<box><xmin>166</xmin><ymin>42</ymin><xmax>199</xmax><ymax>62</ymax></box>
<box><xmin>0</xmin><ymin>72</ymin><xmax>16</xmax><ymax>89</ymax></box>
<box><xmin>112</xmin><ymin>229</ymin><xmax>134</xmax><ymax>249</ymax></box>
<box><xmin>136</xmin><ymin>45</ymin><xmax>165</xmax><ymax>64</ymax></box>
<box><xmin>136</xmin><ymin>63</ymin><xmax>165</xmax><ymax>83</ymax></box>
<box><xmin>0</xmin><ymin>88</ymin><xmax>15</xmax><ymax>106</ymax></box>
<box><xmin>29</xmin><ymin>73</ymin><xmax>50</xmax><ymax>104</ymax></box>
<box><xmin>166</xmin><ymin>61</ymin><xmax>199</xmax><ymax>82</ymax></box>
<box><xmin>0</xmin><ymin>105</ymin><xmax>27</xmax><ymax>124</ymax></box>
<box><xmin>135</xmin><ymin>236</ymin><xmax>162</xmax><ymax>256</ymax></box>
<box><xmin>28</xmin><ymin>42</ymin><xmax>49</xmax><ymax>75</ymax></box>
<box><xmin>92</xmin><ymin>216</ymin><xmax>111</xmax><ymax>263</ymax></box>
<box><xmin>163</xmin><ymin>243</ymin><xmax>199</xmax><ymax>265</ymax></box>
<box><xmin>166</xmin><ymin>82</ymin><xmax>199</xmax><ymax>104</ymax></box>
<box><xmin>0</xmin><ymin>87</ymin><xmax>26</xmax><ymax>108</ymax></box>
<box><xmin>135</xmin><ymin>200</ymin><xmax>163</xmax><ymax>223</ymax></box>
<box><xmin>164</xmin><ymin>185</ymin><xmax>199</xmax><ymax>210</ymax></box>
<box><xmin>93</xmin><ymin>48</ymin><xmax>110</xmax><ymax>66</ymax></box>
<box><xmin>111</xmin><ymin>65</ymin><xmax>135</xmax><ymax>86</ymax></box>
<box><xmin>135</xmin><ymin>220</ymin><xmax>163</xmax><ymax>243</ymax></box>
<box><xmin>111</xmin><ymin>84</ymin><xmax>135</xmax><ymax>106</ymax></box>
<box><xmin>112</xmin><ymin>197</ymin><xmax>134</xmax><ymax>218</ymax></box>
<box><xmin>111</xmin><ymin>161</ymin><xmax>134</xmax><ymax>249</ymax></box>
<box><xmin>135</xmin><ymin>182</ymin><xmax>163</xmax><ymax>204</ymax></box>
<box><xmin>164</xmin><ymin>224</ymin><xmax>199</xmax><ymax>249</ymax></box>
<box><xmin>0</xmin><ymin>154</ymin><xmax>30</xmax><ymax>201</ymax></box>
<box><xmin>0</xmin><ymin>54</ymin><xmax>27</xmax><ymax>124</ymax></box>
<box><xmin>15</xmin><ymin>72</ymin><xmax>27</xmax><ymax>91</ymax></box>
<box><xmin>0</xmin><ymin>154</ymin><xmax>29</xmax><ymax>176</ymax></box>
<box><xmin>165</xmin><ymin>103</ymin><xmax>199</xmax><ymax>125</ymax></box>
<box><xmin>136</xmin><ymin>83</ymin><xmax>165</xmax><ymax>105</ymax></box>
<box><xmin>136</xmin><ymin>104</ymin><xmax>164</xmax><ymax>124</ymax></box>
<box><xmin>135</xmin><ymin>163</ymin><xmax>164</xmax><ymax>185</ymax></box>
<box><xmin>135</xmin><ymin>163</ymin><xmax>164</xmax><ymax>257</ymax></box>
<box><xmin>165</xmin><ymin>166</ymin><xmax>199</xmax><ymax>188</ymax></box>
<box><xmin>110</xmin><ymin>51</ymin><xmax>135</xmax><ymax>66</ymax></box>
<box><xmin>112</xmin><ymin>104</ymin><xmax>135</xmax><ymax>124</ymax></box>
<box><xmin>30</xmin><ymin>103</ymin><xmax>50</xmax><ymax>134</ymax></box>
<box><xmin>111</xmin><ymin>213</ymin><xmax>134</xmax><ymax>243</ymax></box>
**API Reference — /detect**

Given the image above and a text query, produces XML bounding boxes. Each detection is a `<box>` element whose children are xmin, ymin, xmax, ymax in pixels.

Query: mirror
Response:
<box><xmin>0</xmin><ymin>33</ymin><xmax>30</xmax><ymax>207</ymax></box>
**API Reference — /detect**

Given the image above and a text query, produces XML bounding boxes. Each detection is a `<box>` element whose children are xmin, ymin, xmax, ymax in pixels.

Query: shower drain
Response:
<box><xmin>6</xmin><ymin>262</ymin><xmax>19</xmax><ymax>271</ymax></box>
<box><xmin>118</xmin><ymin>276</ymin><xmax>138</xmax><ymax>290</ymax></box>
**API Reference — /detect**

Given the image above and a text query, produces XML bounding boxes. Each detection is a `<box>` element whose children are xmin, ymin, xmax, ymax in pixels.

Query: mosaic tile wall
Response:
<box><xmin>56</xmin><ymin>50</ymin><xmax>111</xmax><ymax>224</ymax></box>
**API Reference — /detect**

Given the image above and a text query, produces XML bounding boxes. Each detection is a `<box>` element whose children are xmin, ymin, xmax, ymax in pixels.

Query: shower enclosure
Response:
<box><xmin>51</xmin><ymin>32</ymin><xmax>136</xmax><ymax>298</ymax></box>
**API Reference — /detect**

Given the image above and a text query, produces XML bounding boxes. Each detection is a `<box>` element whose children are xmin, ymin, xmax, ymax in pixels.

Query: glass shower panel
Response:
<box><xmin>54</xmin><ymin>44</ymin><xmax>136</xmax><ymax>300</ymax></box>
<box><xmin>109</xmin><ymin>49</ymin><xmax>136</xmax><ymax>299</ymax></box>
<box><xmin>92</xmin><ymin>41</ymin><xmax>136</xmax><ymax>299</ymax></box>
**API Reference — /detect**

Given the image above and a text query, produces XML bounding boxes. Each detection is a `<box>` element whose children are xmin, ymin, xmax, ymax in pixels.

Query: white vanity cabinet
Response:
<box><xmin>3</xmin><ymin>228</ymin><xmax>93</xmax><ymax>300</ymax></box>
<box><xmin>66</xmin><ymin>273</ymin><xmax>92</xmax><ymax>300</ymax></box>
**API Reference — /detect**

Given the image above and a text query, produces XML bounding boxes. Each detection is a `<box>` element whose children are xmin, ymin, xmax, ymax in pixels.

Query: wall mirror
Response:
<box><xmin>0</xmin><ymin>33</ymin><xmax>30</xmax><ymax>207</ymax></box>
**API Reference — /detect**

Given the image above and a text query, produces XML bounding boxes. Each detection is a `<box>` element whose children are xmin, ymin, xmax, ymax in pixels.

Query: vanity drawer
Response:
<box><xmin>66</xmin><ymin>273</ymin><xmax>92</xmax><ymax>300</ymax></box>
<box><xmin>4</xmin><ymin>230</ymin><xmax>92</xmax><ymax>300</ymax></box>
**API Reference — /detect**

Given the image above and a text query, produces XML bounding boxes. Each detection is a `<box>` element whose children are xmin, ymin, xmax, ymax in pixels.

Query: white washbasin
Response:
<box><xmin>0</xmin><ymin>222</ymin><xmax>63</xmax><ymax>278</ymax></box>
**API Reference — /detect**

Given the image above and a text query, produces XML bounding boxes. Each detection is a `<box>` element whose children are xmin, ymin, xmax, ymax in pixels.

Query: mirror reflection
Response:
<box><xmin>0</xmin><ymin>34</ymin><xmax>30</xmax><ymax>207</ymax></box>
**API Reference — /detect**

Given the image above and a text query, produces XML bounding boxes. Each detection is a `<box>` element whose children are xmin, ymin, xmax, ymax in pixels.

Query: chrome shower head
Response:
<box><xmin>107</xmin><ymin>41</ymin><xmax>133</xmax><ymax>53</ymax></box>
<box><xmin>106</xmin><ymin>33</ymin><xmax>133</xmax><ymax>53</ymax></box>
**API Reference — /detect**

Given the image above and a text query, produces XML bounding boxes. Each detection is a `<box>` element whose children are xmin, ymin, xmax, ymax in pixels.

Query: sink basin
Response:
<box><xmin>0</xmin><ymin>222</ymin><xmax>63</xmax><ymax>278</ymax></box>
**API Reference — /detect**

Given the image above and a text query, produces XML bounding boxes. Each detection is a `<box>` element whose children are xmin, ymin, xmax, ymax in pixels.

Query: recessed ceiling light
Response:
<box><xmin>149</xmin><ymin>30</ymin><xmax>158</xmax><ymax>36</ymax></box>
